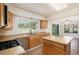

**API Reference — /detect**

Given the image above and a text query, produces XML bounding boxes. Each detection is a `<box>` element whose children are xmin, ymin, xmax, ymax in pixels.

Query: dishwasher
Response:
<box><xmin>18</xmin><ymin>37</ymin><xmax>29</xmax><ymax>51</ymax></box>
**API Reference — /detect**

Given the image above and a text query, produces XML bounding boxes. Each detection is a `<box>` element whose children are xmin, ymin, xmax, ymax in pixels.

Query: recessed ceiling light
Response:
<box><xmin>50</xmin><ymin>3</ymin><xmax>67</xmax><ymax>11</ymax></box>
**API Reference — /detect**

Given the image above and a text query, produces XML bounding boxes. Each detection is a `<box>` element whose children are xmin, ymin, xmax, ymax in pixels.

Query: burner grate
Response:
<box><xmin>0</xmin><ymin>40</ymin><xmax>21</xmax><ymax>51</ymax></box>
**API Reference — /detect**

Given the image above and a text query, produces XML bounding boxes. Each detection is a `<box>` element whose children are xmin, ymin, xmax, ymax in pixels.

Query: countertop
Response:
<box><xmin>0</xmin><ymin>32</ymin><xmax>50</xmax><ymax>42</ymax></box>
<box><xmin>43</xmin><ymin>36</ymin><xmax>73</xmax><ymax>45</ymax></box>
<box><xmin>0</xmin><ymin>33</ymin><xmax>29</xmax><ymax>42</ymax></box>
<box><xmin>0</xmin><ymin>46</ymin><xmax>26</xmax><ymax>55</ymax></box>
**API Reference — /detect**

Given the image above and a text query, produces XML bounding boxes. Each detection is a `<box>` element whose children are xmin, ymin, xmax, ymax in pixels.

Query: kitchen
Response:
<box><xmin>0</xmin><ymin>3</ymin><xmax>79</xmax><ymax>55</ymax></box>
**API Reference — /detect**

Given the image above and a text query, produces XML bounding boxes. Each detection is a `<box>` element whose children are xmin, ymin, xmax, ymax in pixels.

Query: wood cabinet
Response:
<box><xmin>28</xmin><ymin>35</ymin><xmax>42</xmax><ymax>49</ymax></box>
<box><xmin>40</xmin><ymin>20</ymin><xmax>48</xmax><ymax>29</ymax></box>
<box><xmin>28</xmin><ymin>32</ymin><xmax>50</xmax><ymax>49</ymax></box>
<box><xmin>0</xmin><ymin>4</ymin><xmax>5</xmax><ymax>27</ymax></box>
<box><xmin>0</xmin><ymin>3</ymin><xmax>13</xmax><ymax>29</ymax></box>
<box><xmin>43</xmin><ymin>42</ymin><xmax>52</xmax><ymax>54</ymax></box>
<box><xmin>5</xmin><ymin>11</ymin><xmax>13</xmax><ymax>29</ymax></box>
<box><xmin>43</xmin><ymin>39</ymin><xmax>71</xmax><ymax>55</ymax></box>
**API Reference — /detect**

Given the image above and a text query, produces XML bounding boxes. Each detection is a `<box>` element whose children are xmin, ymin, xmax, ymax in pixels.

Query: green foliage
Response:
<box><xmin>52</xmin><ymin>24</ymin><xmax>59</xmax><ymax>36</ymax></box>
<box><xmin>30</xmin><ymin>21</ymin><xmax>37</xmax><ymax>29</ymax></box>
<box><xmin>18</xmin><ymin>21</ymin><xmax>37</xmax><ymax>29</ymax></box>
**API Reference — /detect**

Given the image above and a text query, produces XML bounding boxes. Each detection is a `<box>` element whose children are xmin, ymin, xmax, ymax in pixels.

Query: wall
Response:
<box><xmin>50</xmin><ymin>15</ymin><xmax>79</xmax><ymax>38</ymax></box>
<box><xmin>0</xmin><ymin>4</ymin><xmax>47</xmax><ymax>35</ymax></box>
<box><xmin>47</xmin><ymin>7</ymin><xmax>79</xmax><ymax>38</ymax></box>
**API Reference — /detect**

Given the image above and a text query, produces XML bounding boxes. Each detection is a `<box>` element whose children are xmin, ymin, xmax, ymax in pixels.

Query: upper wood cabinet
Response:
<box><xmin>0</xmin><ymin>4</ymin><xmax>5</xmax><ymax>27</ymax></box>
<box><xmin>5</xmin><ymin>11</ymin><xmax>13</xmax><ymax>29</ymax></box>
<box><xmin>0</xmin><ymin>3</ymin><xmax>13</xmax><ymax>29</ymax></box>
<box><xmin>40</xmin><ymin>20</ymin><xmax>48</xmax><ymax>29</ymax></box>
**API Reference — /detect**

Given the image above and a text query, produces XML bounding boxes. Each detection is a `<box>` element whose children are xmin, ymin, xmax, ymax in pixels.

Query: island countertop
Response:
<box><xmin>43</xmin><ymin>36</ymin><xmax>73</xmax><ymax>45</ymax></box>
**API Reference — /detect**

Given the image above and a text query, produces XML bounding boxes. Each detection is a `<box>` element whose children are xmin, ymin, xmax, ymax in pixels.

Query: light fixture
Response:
<box><xmin>64</xmin><ymin>19</ymin><xmax>69</xmax><ymax>24</ymax></box>
<box><xmin>64</xmin><ymin>19</ymin><xmax>72</xmax><ymax>24</ymax></box>
<box><xmin>50</xmin><ymin>3</ymin><xmax>67</xmax><ymax>11</ymax></box>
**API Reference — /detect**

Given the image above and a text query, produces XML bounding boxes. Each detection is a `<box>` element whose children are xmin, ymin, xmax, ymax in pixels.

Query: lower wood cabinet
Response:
<box><xmin>28</xmin><ymin>35</ymin><xmax>42</xmax><ymax>49</ymax></box>
<box><xmin>43</xmin><ymin>39</ymin><xmax>71</xmax><ymax>55</ymax></box>
<box><xmin>28</xmin><ymin>32</ymin><xmax>50</xmax><ymax>49</ymax></box>
<box><xmin>53</xmin><ymin>47</ymin><xmax>65</xmax><ymax>55</ymax></box>
<box><xmin>18</xmin><ymin>32</ymin><xmax>50</xmax><ymax>50</ymax></box>
<box><xmin>43</xmin><ymin>42</ymin><xmax>52</xmax><ymax>55</ymax></box>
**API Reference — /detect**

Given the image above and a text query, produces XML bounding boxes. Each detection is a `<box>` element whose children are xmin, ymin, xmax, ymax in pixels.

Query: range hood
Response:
<box><xmin>0</xmin><ymin>39</ymin><xmax>25</xmax><ymax>55</ymax></box>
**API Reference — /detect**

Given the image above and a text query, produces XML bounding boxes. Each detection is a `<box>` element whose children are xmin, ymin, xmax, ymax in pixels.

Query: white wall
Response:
<box><xmin>47</xmin><ymin>7</ymin><xmax>79</xmax><ymax>38</ymax></box>
<box><xmin>50</xmin><ymin>15</ymin><xmax>79</xmax><ymax>38</ymax></box>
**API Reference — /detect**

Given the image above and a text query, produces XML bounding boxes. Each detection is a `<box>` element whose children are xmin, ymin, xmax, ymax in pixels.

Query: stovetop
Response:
<box><xmin>0</xmin><ymin>40</ymin><xmax>21</xmax><ymax>51</ymax></box>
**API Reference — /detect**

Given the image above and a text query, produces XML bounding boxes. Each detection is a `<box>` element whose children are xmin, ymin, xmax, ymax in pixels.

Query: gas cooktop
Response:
<box><xmin>0</xmin><ymin>40</ymin><xmax>21</xmax><ymax>51</ymax></box>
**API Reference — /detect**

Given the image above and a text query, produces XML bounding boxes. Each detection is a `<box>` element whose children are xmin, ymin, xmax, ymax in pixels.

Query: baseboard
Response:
<box><xmin>26</xmin><ymin>44</ymin><xmax>42</xmax><ymax>52</ymax></box>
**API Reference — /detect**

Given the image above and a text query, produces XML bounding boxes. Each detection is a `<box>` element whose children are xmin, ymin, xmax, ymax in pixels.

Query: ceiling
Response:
<box><xmin>10</xmin><ymin>3</ymin><xmax>79</xmax><ymax>17</ymax></box>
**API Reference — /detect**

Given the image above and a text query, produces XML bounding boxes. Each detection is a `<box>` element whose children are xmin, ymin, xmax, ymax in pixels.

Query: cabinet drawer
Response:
<box><xmin>29</xmin><ymin>36</ymin><xmax>42</xmax><ymax>48</ymax></box>
<box><xmin>53</xmin><ymin>46</ymin><xmax>65</xmax><ymax>55</ymax></box>
<box><xmin>52</xmin><ymin>42</ymin><xmax>65</xmax><ymax>50</ymax></box>
<box><xmin>43</xmin><ymin>39</ymin><xmax>65</xmax><ymax>50</ymax></box>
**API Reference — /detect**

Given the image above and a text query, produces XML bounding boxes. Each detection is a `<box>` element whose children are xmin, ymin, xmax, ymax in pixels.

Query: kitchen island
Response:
<box><xmin>42</xmin><ymin>36</ymin><xmax>73</xmax><ymax>55</ymax></box>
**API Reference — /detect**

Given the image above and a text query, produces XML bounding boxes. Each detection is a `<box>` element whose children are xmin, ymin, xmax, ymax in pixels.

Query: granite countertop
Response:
<box><xmin>0</xmin><ymin>46</ymin><xmax>26</xmax><ymax>55</ymax></box>
<box><xmin>43</xmin><ymin>36</ymin><xmax>73</xmax><ymax>45</ymax></box>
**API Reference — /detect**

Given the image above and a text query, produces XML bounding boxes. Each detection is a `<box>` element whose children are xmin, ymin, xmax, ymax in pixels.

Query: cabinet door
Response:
<box><xmin>52</xmin><ymin>47</ymin><xmax>65</xmax><ymax>55</ymax></box>
<box><xmin>43</xmin><ymin>42</ymin><xmax>53</xmax><ymax>55</ymax></box>
<box><xmin>29</xmin><ymin>36</ymin><xmax>42</xmax><ymax>49</ymax></box>
<box><xmin>35</xmin><ymin>36</ymin><xmax>42</xmax><ymax>45</ymax></box>
<box><xmin>0</xmin><ymin>4</ymin><xmax>4</xmax><ymax>27</ymax></box>
<box><xmin>43</xmin><ymin>40</ymin><xmax>66</xmax><ymax>55</ymax></box>
<box><xmin>6</xmin><ymin>11</ymin><xmax>13</xmax><ymax>29</ymax></box>
<box><xmin>29</xmin><ymin>36</ymin><xmax>36</xmax><ymax>48</ymax></box>
<box><xmin>40</xmin><ymin>20</ymin><xmax>48</xmax><ymax>29</ymax></box>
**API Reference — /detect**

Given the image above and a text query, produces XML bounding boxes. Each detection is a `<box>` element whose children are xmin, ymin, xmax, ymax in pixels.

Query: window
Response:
<box><xmin>64</xmin><ymin>24</ymin><xmax>78</xmax><ymax>33</ymax></box>
<box><xmin>52</xmin><ymin>24</ymin><xmax>59</xmax><ymax>36</ymax></box>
